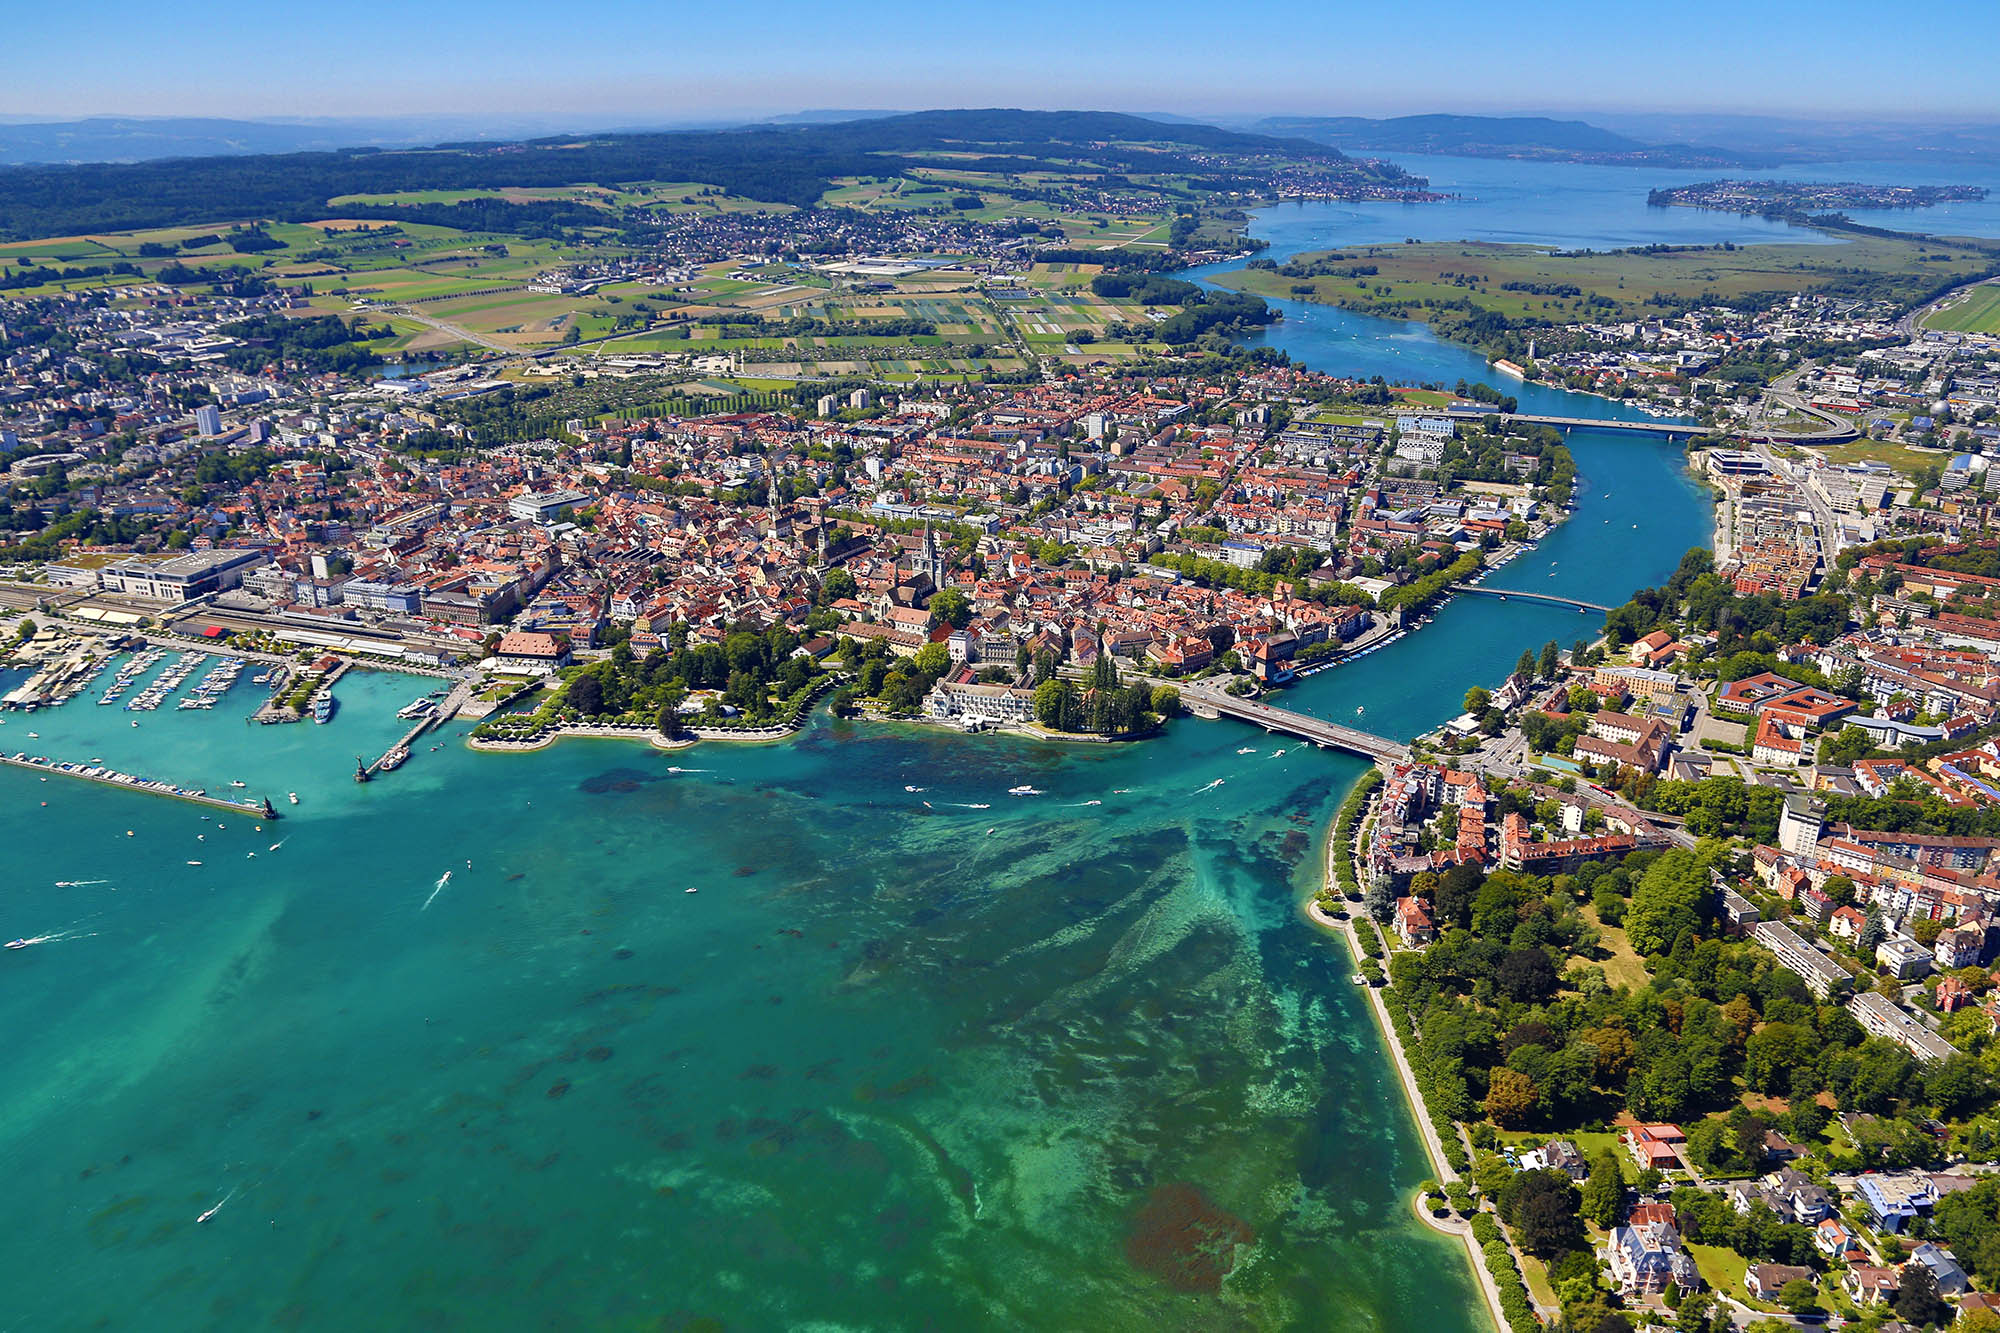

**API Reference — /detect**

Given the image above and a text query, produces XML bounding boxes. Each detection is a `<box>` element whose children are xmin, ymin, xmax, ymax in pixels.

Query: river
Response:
<box><xmin>0</xmin><ymin>160</ymin><xmax>1780</xmax><ymax>1331</ymax></box>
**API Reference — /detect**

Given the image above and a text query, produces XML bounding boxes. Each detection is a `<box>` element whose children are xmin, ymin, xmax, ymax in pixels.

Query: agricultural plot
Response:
<box><xmin>0</xmin><ymin>236</ymin><xmax>122</xmax><ymax>262</ymax></box>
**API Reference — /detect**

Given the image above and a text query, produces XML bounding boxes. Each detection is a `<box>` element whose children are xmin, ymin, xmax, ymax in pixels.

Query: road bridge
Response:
<box><xmin>1440</xmin><ymin>409</ymin><xmax>1700</xmax><ymax>437</ymax></box>
<box><xmin>1448</xmin><ymin>584</ymin><xmax>1611</xmax><ymax>614</ymax></box>
<box><xmin>1440</xmin><ymin>409</ymin><xmax>1856</xmax><ymax>444</ymax></box>
<box><xmin>1180</xmin><ymin>687</ymin><xmax>1409</xmax><ymax>763</ymax></box>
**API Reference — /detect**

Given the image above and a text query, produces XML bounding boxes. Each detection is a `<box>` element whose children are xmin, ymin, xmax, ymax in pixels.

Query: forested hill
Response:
<box><xmin>1253</xmin><ymin>114</ymin><xmax>1767</xmax><ymax>167</ymax></box>
<box><xmin>0</xmin><ymin>109</ymin><xmax>1379</xmax><ymax>242</ymax></box>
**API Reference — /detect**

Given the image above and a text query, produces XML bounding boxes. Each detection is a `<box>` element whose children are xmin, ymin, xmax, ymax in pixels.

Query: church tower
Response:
<box><xmin>922</xmin><ymin>521</ymin><xmax>945</xmax><ymax>589</ymax></box>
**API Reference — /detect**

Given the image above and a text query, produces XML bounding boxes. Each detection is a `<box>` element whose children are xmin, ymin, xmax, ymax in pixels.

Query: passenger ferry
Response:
<box><xmin>312</xmin><ymin>691</ymin><xmax>336</xmax><ymax>724</ymax></box>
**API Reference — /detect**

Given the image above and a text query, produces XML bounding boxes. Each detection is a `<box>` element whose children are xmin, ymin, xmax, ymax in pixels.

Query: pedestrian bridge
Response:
<box><xmin>1448</xmin><ymin>584</ymin><xmax>1611</xmax><ymax>614</ymax></box>
<box><xmin>1180</xmin><ymin>687</ymin><xmax>1409</xmax><ymax>763</ymax></box>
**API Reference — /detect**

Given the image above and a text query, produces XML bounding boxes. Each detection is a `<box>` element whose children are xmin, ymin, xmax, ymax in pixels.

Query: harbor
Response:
<box><xmin>360</xmin><ymin>678</ymin><xmax>476</xmax><ymax>778</ymax></box>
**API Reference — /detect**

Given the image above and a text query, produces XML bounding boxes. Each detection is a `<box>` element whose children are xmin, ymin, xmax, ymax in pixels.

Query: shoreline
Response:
<box><xmin>1309</xmin><ymin>782</ymin><xmax>1508</xmax><ymax>1333</ymax></box>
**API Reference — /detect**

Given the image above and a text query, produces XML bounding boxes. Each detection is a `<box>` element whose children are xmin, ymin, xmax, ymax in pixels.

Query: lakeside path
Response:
<box><xmin>1308</xmin><ymin>790</ymin><xmax>1510</xmax><ymax>1333</ymax></box>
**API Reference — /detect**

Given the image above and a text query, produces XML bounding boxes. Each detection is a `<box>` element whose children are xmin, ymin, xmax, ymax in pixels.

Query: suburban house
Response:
<box><xmin>1518</xmin><ymin>1139</ymin><xmax>1589</xmax><ymax>1182</ymax></box>
<box><xmin>1621</xmin><ymin>1123</ymin><xmax>1687</xmax><ymax>1173</ymax></box>
<box><xmin>1910</xmin><ymin>1241</ymin><xmax>1970</xmax><ymax>1296</ymax></box>
<box><xmin>1393</xmin><ymin>895</ymin><xmax>1436</xmax><ymax>947</ymax></box>
<box><xmin>1744</xmin><ymin>1263</ymin><xmax>1814</xmax><ymax>1302</ymax></box>
<box><xmin>1603</xmin><ymin>1219</ymin><xmax>1702</xmax><ymax>1295</ymax></box>
<box><xmin>1844</xmin><ymin>1265</ymin><xmax>1900</xmax><ymax>1305</ymax></box>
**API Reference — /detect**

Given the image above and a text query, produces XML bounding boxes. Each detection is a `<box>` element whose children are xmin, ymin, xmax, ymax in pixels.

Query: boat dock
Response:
<box><xmin>1</xmin><ymin>752</ymin><xmax>278</xmax><ymax>819</ymax></box>
<box><xmin>362</xmin><ymin>677</ymin><xmax>474</xmax><ymax>777</ymax></box>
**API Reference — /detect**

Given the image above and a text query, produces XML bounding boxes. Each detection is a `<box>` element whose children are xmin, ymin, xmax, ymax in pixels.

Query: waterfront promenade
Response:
<box><xmin>1309</xmin><ymin>797</ymin><xmax>1509</xmax><ymax>1333</ymax></box>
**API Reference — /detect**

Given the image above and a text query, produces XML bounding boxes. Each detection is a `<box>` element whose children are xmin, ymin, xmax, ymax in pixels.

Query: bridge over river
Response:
<box><xmin>1438</xmin><ymin>408</ymin><xmax>1856</xmax><ymax>444</ymax></box>
<box><xmin>1447</xmin><ymin>584</ymin><xmax>1611</xmax><ymax>614</ymax></box>
<box><xmin>1180</xmin><ymin>686</ymin><xmax>1410</xmax><ymax>764</ymax></box>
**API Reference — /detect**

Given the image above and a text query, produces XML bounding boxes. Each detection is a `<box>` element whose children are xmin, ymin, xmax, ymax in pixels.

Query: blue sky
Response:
<box><xmin>9</xmin><ymin>0</ymin><xmax>1997</xmax><ymax>121</ymax></box>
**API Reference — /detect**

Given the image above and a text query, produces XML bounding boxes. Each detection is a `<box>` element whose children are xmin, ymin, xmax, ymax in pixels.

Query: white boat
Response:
<box><xmin>229</xmin><ymin>781</ymin><xmax>247</xmax><ymax>789</ymax></box>
<box><xmin>5</xmin><ymin>938</ymin><xmax>28</xmax><ymax>950</ymax></box>
<box><xmin>1008</xmin><ymin>785</ymin><xmax>1041</xmax><ymax>796</ymax></box>
<box><xmin>287</xmin><ymin>792</ymin><xmax>299</xmax><ymax>805</ymax></box>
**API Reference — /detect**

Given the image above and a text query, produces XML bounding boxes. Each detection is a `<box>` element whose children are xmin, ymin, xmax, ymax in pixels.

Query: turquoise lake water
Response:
<box><xmin>1</xmin><ymin>161</ymin><xmax>1753</xmax><ymax>1330</ymax></box>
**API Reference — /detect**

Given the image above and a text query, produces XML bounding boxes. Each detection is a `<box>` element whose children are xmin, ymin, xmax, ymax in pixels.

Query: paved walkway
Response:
<box><xmin>1408</xmin><ymin>1190</ymin><xmax>1515</xmax><ymax>1330</ymax></box>
<box><xmin>1311</xmin><ymin>803</ymin><xmax>1513</xmax><ymax>1333</ymax></box>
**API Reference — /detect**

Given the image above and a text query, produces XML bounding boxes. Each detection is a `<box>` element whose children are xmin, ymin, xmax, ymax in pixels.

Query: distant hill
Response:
<box><xmin>1583</xmin><ymin>111</ymin><xmax>2000</xmax><ymax>164</ymax></box>
<box><xmin>0</xmin><ymin>108</ymin><xmax>1383</xmax><ymax>241</ymax></box>
<box><xmin>1252</xmin><ymin>114</ymin><xmax>1768</xmax><ymax>167</ymax></box>
<box><xmin>0</xmin><ymin>115</ymin><xmax>643</xmax><ymax>166</ymax></box>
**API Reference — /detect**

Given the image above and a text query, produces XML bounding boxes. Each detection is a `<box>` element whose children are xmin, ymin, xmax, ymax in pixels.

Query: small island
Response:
<box><xmin>1648</xmin><ymin>179</ymin><xmax>1989</xmax><ymax>217</ymax></box>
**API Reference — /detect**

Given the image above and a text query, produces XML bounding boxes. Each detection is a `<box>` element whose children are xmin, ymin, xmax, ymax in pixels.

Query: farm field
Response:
<box><xmin>1211</xmin><ymin>234</ymin><xmax>2000</xmax><ymax>324</ymax></box>
<box><xmin>0</xmin><ymin>168</ymin><xmax>1202</xmax><ymax>367</ymax></box>
<box><xmin>1925</xmin><ymin>280</ymin><xmax>2000</xmax><ymax>334</ymax></box>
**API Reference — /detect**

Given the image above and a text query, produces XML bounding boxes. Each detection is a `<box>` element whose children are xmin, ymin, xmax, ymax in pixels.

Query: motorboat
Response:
<box><xmin>5</xmin><ymin>938</ymin><xmax>28</xmax><ymax>950</ymax></box>
<box><xmin>287</xmin><ymin>792</ymin><xmax>299</xmax><ymax>805</ymax></box>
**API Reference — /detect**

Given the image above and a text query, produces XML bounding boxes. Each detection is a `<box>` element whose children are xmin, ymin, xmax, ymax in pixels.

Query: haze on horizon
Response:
<box><xmin>9</xmin><ymin>0</ymin><xmax>1998</xmax><ymax>125</ymax></box>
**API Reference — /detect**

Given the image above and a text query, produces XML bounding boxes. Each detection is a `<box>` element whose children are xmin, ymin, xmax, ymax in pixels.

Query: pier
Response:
<box><xmin>1179</xmin><ymin>686</ymin><xmax>1409</xmax><ymax>763</ymax></box>
<box><xmin>1447</xmin><ymin>584</ymin><xmax>1611</xmax><ymax>614</ymax></box>
<box><xmin>1</xmin><ymin>752</ymin><xmax>278</xmax><ymax>819</ymax></box>
<box><xmin>363</xmin><ymin>677</ymin><xmax>474</xmax><ymax>776</ymax></box>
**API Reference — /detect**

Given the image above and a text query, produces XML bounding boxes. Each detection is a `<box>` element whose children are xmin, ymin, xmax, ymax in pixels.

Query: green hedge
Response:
<box><xmin>1321</xmin><ymin>769</ymin><xmax>1383</xmax><ymax>907</ymax></box>
<box><xmin>1470</xmin><ymin>1215</ymin><xmax>1540</xmax><ymax>1331</ymax></box>
<box><xmin>1380</xmin><ymin>981</ymin><xmax>1470</xmax><ymax>1173</ymax></box>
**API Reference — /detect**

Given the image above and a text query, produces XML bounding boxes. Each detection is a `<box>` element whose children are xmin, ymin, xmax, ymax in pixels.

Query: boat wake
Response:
<box><xmin>196</xmin><ymin>1185</ymin><xmax>239</xmax><ymax>1225</ymax></box>
<box><xmin>54</xmin><ymin>879</ymin><xmax>109</xmax><ymax>888</ymax></box>
<box><xmin>1069</xmin><ymin>799</ymin><xmax>1103</xmax><ymax>807</ymax></box>
<box><xmin>421</xmin><ymin>869</ymin><xmax>452</xmax><ymax>912</ymax></box>
<box><xmin>1193</xmin><ymin>778</ymin><xmax>1225</xmax><ymax>794</ymax></box>
<box><xmin>951</xmin><ymin>802</ymin><xmax>991</xmax><ymax>810</ymax></box>
<box><xmin>6</xmin><ymin>927</ymin><xmax>98</xmax><ymax>950</ymax></box>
